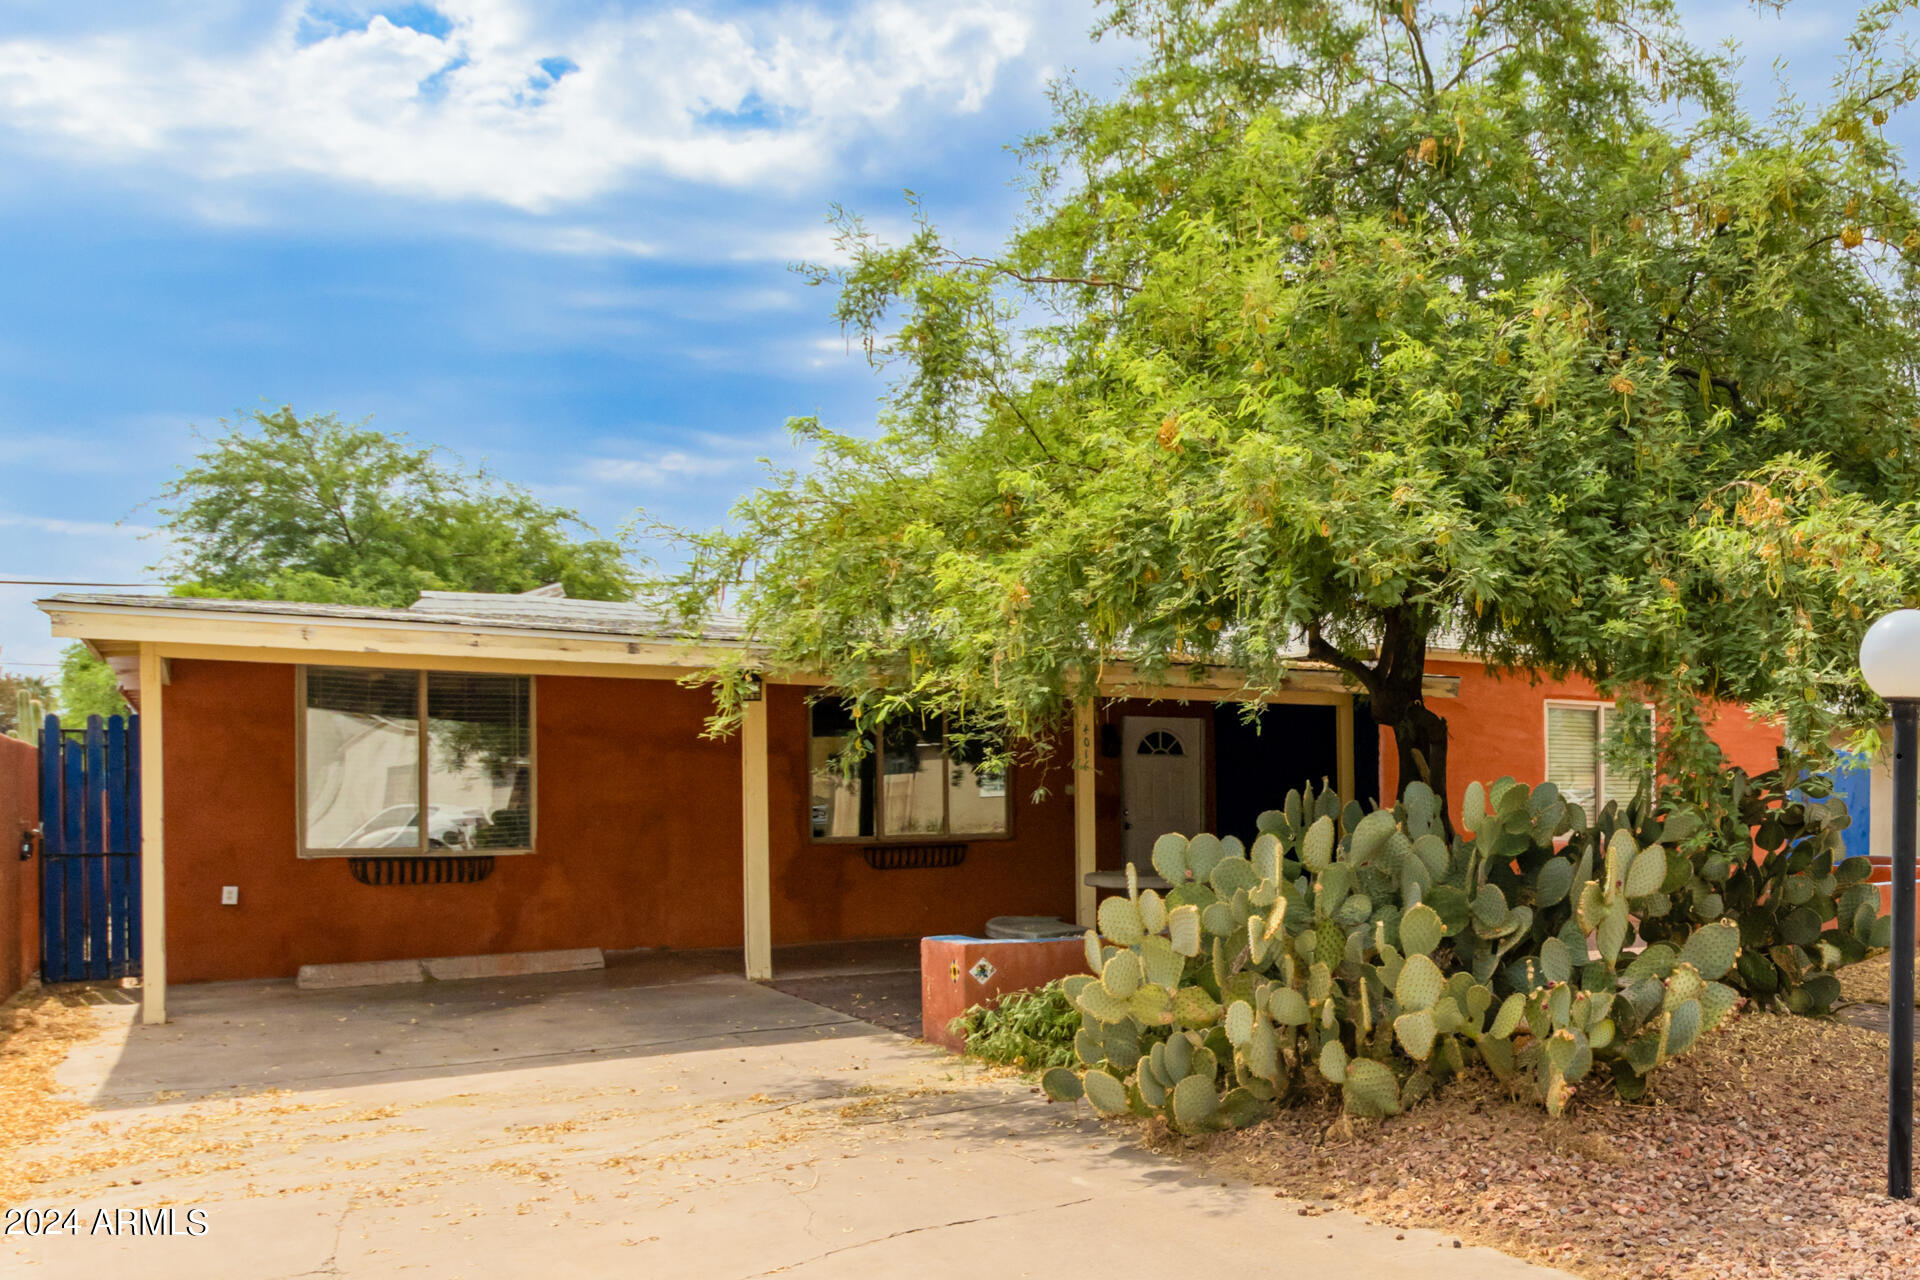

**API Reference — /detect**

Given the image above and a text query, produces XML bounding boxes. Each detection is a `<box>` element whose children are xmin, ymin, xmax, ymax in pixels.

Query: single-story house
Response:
<box><xmin>37</xmin><ymin>587</ymin><xmax>1785</xmax><ymax>1025</ymax></box>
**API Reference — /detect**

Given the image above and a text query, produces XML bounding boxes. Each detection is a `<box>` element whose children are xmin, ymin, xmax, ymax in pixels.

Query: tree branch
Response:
<box><xmin>1305</xmin><ymin>621</ymin><xmax>1380</xmax><ymax>693</ymax></box>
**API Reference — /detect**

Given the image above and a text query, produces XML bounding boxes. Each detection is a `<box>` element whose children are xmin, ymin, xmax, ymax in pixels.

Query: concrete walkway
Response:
<box><xmin>7</xmin><ymin>955</ymin><xmax>1573</xmax><ymax>1279</ymax></box>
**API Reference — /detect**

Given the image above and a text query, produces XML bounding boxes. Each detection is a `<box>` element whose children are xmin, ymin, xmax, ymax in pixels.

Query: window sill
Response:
<box><xmin>810</xmin><ymin>835</ymin><xmax>1013</xmax><ymax>847</ymax></box>
<box><xmin>300</xmin><ymin>847</ymin><xmax>536</xmax><ymax>859</ymax></box>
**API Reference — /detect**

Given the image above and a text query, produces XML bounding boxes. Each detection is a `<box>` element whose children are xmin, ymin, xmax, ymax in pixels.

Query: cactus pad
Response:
<box><xmin>1168</xmin><ymin>904</ymin><xmax>1203</xmax><ymax>956</ymax></box>
<box><xmin>1395</xmin><ymin>953</ymin><xmax>1445</xmax><ymax>1013</ymax></box>
<box><xmin>1489</xmin><ymin>992</ymin><xmax>1525</xmax><ymax>1039</ymax></box>
<box><xmin>1225</xmin><ymin>999</ymin><xmax>1256</xmax><ymax>1046</ymax></box>
<box><xmin>1138</xmin><ymin>889</ymin><xmax>1168</xmax><ymax>935</ymax></box>
<box><xmin>1350</xmin><ymin>809</ymin><xmax>1398</xmax><ymax>865</ymax></box>
<box><xmin>1318</xmin><ymin>1038</ymin><xmax>1349</xmax><ymax>1084</ymax></box>
<box><xmin>1186</xmin><ymin>833</ymin><xmax>1227</xmax><ymax>883</ymax></box>
<box><xmin>1536</xmin><ymin>857</ymin><xmax>1574</xmax><ymax>909</ymax></box>
<box><xmin>1300</xmin><ymin>815</ymin><xmax>1337</xmax><ymax>872</ymax></box>
<box><xmin>1102</xmin><ymin>950</ymin><xmax>1142</xmax><ymax>1000</ymax></box>
<box><xmin>1140</xmin><ymin>935</ymin><xmax>1184</xmax><ymax>988</ymax></box>
<box><xmin>1170</xmin><ymin>1074</ymin><xmax>1220</xmax><ymax>1133</ymax></box>
<box><xmin>1098</xmin><ymin>895</ymin><xmax>1145</xmax><ymax>946</ymax></box>
<box><xmin>1394</xmin><ymin>1008</ymin><xmax>1437</xmax><ymax>1060</ymax></box>
<box><xmin>1173</xmin><ymin>984</ymin><xmax>1222</xmax><ymax>1028</ymax></box>
<box><xmin>1665</xmin><ymin>998</ymin><xmax>1703</xmax><ymax>1057</ymax></box>
<box><xmin>1399</xmin><ymin>903</ymin><xmax>1444</xmax><ymax>957</ymax></box>
<box><xmin>1151</xmin><ymin>832</ymin><xmax>1191</xmax><ymax>883</ymax></box>
<box><xmin>1679</xmin><ymin>922</ymin><xmax>1739</xmax><ymax>981</ymax></box>
<box><xmin>1342</xmin><ymin>1059</ymin><xmax>1401</xmax><ymax>1118</ymax></box>
<box><xmin>1128</xmin><ymin>983</ymin><xmax>1173</xmax><ymax>1025</ymax></box>
<box><xmin>1625</xmin><ymin>845</ymin><xmax>1668</xmax><ymax>899</ymax></box>
<box><xmin>1210</xmin><ymin>856</ymin><xmax>1258</xmax><ymax>898</ymax></box>
<box><xmin>1081</xmin><ymin>1069</ymin><xmax>1129</xmax><ymax>1116</ymax></box>
<box><xmin>1269</xmin><ymin>986</ymin><xmax>1310</xmax><ymax>1026</ymax></box>
<box><xmin>1041</xmin><ymin>1067</ymin><xmax>1084</xmax><ymax>1101</ymax></box>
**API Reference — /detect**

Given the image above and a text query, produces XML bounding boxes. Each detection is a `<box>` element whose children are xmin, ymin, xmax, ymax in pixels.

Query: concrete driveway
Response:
<box><xmin>6</xmin><ymin>952</ymin><xmax>1572</xmax><ymax>1279</ymax></box>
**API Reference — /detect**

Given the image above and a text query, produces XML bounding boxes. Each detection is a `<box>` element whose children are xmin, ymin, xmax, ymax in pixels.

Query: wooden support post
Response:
<box><xmin>1074</xmin><ymin>702</ymin><xmax>1098</xmax><ymax>928</ymax></box>
<box><xmin>138</xmin><ymin>643</ymin><xmax>166</xmax><ymax>1025</ymax></box>
<box><xmin>740</xmin><ymin>697</ymin><xmax>772</xmax><ymax>982</ymax></box>
<box><xmin>1335</xmin><ymin>696</ymin><xmax>1357</xmax><ymax>805</ymax></box>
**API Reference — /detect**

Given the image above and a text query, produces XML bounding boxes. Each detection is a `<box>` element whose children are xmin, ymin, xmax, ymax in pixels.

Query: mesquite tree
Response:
<box><xmin>661</xmin><ymin>0</ymin><xmax>1920</xmax><ymax>823</ymax></box>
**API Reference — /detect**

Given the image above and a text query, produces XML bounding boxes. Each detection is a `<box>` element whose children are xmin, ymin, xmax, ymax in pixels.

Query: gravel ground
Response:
<box><xmin>1132</xmin><ymin>1011</ymin><xmax>1920</xmax><ymax>1279</ymax></box>
<box><xmin>1838</xmin><ymin>953</ymin><xmax>1920</xmax><ymax>1007</ymax></box>
<box><xmin>0</xmin><ymin>988</ymin><xmax>99</xmax><ymax>1207</ymax></box>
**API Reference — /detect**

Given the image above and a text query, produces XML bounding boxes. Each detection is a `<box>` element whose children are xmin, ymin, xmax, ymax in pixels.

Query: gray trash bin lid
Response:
<box><xmin>984</xmin><ymin>915</ymin><xmax>1085</xmax><ymax>940</ymax></box>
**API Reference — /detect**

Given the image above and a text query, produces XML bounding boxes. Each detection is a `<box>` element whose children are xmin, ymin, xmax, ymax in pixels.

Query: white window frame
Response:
<box><xmin>295</xmin><ymin>666</ymin><xmax>538</xmax><ymax>858</ymax></box>
<box><xmin>806</xmin><ymin>703</ymin><xmax>1013</xmax><ymax>844</ymax></box>
<box><xmin>1542</xmin><ymin>698</ymin><xmax>1654</xmax><ymax>813</ymax></box>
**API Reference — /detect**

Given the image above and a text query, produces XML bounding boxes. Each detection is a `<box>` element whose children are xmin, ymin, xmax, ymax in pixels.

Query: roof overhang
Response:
<box><xmin>40</xmin><ymin>596</ymin><xmax>1459</xmax><ymax>704</ymax></box>
<box><xmin>41</xmin><ymin>598</ymin><xmax>735</xmax><ymax>679</ymax></box>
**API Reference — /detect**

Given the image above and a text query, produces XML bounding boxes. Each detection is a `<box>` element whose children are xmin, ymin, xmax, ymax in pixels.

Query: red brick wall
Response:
<box><xmin>1380</xmin><ymin>658</ymin><xmax>1785</xmax><ymax>807</ymax></box>
<box><xmin>0</xmin><ymin>734</ymin><xmax>40</xmax><ymax>1000</ymax></box>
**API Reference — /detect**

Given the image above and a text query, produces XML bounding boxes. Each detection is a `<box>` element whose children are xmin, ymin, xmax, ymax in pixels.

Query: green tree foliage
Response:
<box><xmin>58</xmin><ymin>643</ymin><xmax>129</xmax><ymax>726</ymax></box>
<box><xmin>50</xmin><ymin>406</ymin><xmax>641</xmax><ymax>725</ymax></box>
<box><xmin>662</xmin><ymin>0</ymin><xmax>1920</xmax><ymax>822</ymax></box>
<box><xmin>159</xmin><ymin>407</ymin><xmax>638</xmax><ymax>607</ymax></box>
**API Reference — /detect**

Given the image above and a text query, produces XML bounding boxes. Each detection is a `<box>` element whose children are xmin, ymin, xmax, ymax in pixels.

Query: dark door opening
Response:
<box><xmin>1211</xmin><ymin>703</ymin><xmax>1345</xmax><ymax>845</ymax></box>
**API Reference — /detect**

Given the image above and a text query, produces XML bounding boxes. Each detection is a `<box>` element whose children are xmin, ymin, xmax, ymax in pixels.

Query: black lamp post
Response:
<box><xmin>1861</xmin><ymin>610</ymin><xmax>1919</xmax><ymax>1200</ymax></box>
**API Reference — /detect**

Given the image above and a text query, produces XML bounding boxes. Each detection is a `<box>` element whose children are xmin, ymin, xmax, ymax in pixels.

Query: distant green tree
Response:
<box><xmin>50</xmin><ymin>405</ymin><xmax>645</xmax><ymax>722</ymax></box>
<box><xmin>156</xmin><ymin>407</ymin><xmax>639</xmax><ymax>607</ymax></box>
<box><xmin>57</xmin><ymin>644</ymin><xmax>129</xmax><ymax>726</ymax></box>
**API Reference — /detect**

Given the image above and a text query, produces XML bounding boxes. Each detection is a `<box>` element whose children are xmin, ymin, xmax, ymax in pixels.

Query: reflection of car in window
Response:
<box><xmin>341</xmin><ymin>804</ymin><xmax>485</xmax><ymax>850</ymax></box>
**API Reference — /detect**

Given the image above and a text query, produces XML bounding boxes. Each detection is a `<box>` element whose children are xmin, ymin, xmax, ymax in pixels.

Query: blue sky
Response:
<box><xmin>0</xmin><ymin>0</ymin><xmax>1899</xmax><ymax>671</ymax></box>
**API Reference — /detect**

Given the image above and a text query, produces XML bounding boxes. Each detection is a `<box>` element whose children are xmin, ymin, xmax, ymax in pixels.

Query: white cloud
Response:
<box><xmin>0</xmin><ymin>511</ymin><xmax>155</xmax><ymax>541</ymax></box>
<box><xmin>0</xmin><ymin>0</ymin><xmax>1037</xmax><ymax>212</ymax></box>
<box><xmin>584</xmin><ymin>449</ymin><xmax>748</xmax><ymax>488</ymax></box>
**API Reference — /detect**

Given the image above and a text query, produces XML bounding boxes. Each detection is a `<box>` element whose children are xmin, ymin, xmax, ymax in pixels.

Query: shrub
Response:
<box><xmin>1041</xmin><ymin>775</ymin><xmax>1886</xmax><ymax>1133</ymax></box>
<box><xmin>950</xmin><ymin>980</ymin><xmax>1080</xmax><ymax>1069</ymax></box>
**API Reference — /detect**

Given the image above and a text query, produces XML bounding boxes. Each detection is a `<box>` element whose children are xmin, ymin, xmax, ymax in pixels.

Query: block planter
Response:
<box><xmin>920</xmin><ymin>934</ymin><xmax>1092</xmax><ymax>1051</ymax></box>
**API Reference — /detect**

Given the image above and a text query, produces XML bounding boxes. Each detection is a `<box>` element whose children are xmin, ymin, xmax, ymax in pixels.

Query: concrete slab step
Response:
<box><xmin>297</xmin><ymin>948</ymin><xmax>604</xmax><ymax>990</ymax></box>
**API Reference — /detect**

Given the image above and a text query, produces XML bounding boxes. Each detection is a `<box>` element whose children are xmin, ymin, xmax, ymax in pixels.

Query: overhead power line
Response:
<box><xmin>0</xmin><ymin>578</ymin><xmax>160</xmax><ymax>587</ymax></box>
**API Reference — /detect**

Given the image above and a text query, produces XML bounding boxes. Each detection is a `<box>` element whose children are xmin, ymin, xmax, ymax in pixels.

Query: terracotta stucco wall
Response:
<box><xmin>162</xmin><ymin>660</ymin><xmax>747</xmax><ymax>983</ymax></box>
<box><xmin>764</xmin><ymin>684</ymin><xmax>1079</xmax><ymax>941</ymax></box>
<box><xmin>1379</xmin><ymin>658</ymin><xmax>1785</xmax><ymax>805</ymax></box>
<box><xmin>0</xmin><ymin>734</ymin><xmax>39</xmax><ymax>1000</ymax></box>
<box><xmin>161</xmin><ymin>661</ymin><xmax>1094</xmax><ymax>982</ymax></box>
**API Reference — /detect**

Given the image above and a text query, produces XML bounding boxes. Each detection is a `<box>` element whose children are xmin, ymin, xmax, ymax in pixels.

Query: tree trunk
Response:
<box><xmin>1377</xmin><ymin>694</ymin><xmax>1451</xmax><ymax>836</ymax></box>
<box><xmin>1307</xmin><ymin>606</ymin><xmax>1452</xmax><ymax>837</ymax></box>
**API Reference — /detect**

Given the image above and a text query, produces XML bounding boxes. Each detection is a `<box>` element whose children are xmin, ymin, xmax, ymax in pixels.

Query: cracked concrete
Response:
<box><xmin>5</xmin><ymin>955</ymin><xmax>1574</xmax><ymax>1279</ymax></box>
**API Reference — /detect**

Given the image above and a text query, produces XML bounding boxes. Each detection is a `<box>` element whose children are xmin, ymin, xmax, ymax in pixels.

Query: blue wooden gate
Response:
<box><xmin>39</xmin><ymin>713</ymin><xmax>141</xmax><ymax>983</ymax></box>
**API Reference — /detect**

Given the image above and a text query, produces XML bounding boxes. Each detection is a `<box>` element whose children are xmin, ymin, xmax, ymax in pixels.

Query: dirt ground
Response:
<box><xmin>0</xmin><ymin>968</ymin><xmax>1559</xmax><ymax>1280</ymax></box>
<box><xmin>1142</xmin><ymin>1010</ymin><xmax>1920</xmax><ymax>1280</ymax></box>
<box><xmin>1838</xmin><ymin>952</ymin><xmax>1920</xmax><ymax>1007</ymax></box>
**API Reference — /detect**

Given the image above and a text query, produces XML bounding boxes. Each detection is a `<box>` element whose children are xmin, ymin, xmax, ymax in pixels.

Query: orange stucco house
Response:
<box><xmin>38</xmin><ymin>588</ymin><xmax>1784</xmax><ymax>1024</ymax></box>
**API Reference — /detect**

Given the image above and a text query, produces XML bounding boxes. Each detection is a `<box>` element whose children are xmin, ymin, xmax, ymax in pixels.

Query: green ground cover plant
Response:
<box><xmin>950</xmin><ymin>980</ymin><xmax>1081</xmax><ymax>1070</ymax></box>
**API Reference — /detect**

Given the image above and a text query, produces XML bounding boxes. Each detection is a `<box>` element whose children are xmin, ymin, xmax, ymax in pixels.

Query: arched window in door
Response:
<box><xmin>1137</xmin><ymin>729</ymin><xmax>1185</xmax><ymax>756</ymax></box>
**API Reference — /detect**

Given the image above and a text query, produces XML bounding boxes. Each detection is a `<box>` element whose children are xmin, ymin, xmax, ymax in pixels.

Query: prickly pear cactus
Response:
<box><xmin>1041</xmin><ymin>771</ymin><xmax>1889</xmax><ymax>1131</ymax></box>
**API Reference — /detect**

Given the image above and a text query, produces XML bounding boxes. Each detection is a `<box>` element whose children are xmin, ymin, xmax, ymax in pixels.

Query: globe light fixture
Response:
<box><xmin>1862</xmin><ymin>609</ymin><xmax>1920</xmax><ymax>1200</ymax></box>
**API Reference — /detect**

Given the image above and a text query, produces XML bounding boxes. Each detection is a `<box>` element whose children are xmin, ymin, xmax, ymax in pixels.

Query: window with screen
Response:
<box><xmin>1545</xmin><ymin>701</ymin><xmax>1650</xmax><ymax>814</ymax></box>
<box><xmin>808</xmin><ymin>699</ymin><xmax>1009</xmax><ymax>841</ymax></box>
<box><xmin>301</xmin><ymin>667</ymin><xmax>534</xmax><ymax>856</ymax></box>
